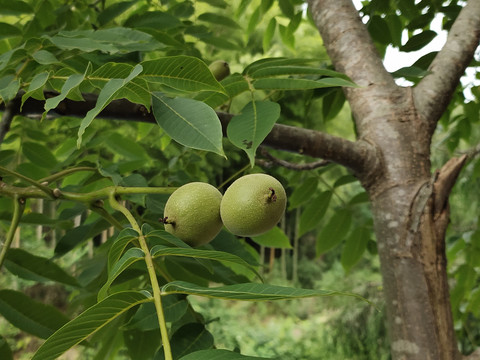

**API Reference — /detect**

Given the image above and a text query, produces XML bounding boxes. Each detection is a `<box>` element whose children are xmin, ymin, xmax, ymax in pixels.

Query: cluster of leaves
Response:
<box><xmin>0</xmin><ymin>0</ymin><xmax>370</xmax><ymax>359</ymax></box>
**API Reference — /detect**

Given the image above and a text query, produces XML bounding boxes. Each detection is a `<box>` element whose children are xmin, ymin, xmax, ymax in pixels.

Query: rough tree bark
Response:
<box><xmin>307</xmin><ymin>0</ymin><xmax>480</xmax><ymax>359</ymax></box>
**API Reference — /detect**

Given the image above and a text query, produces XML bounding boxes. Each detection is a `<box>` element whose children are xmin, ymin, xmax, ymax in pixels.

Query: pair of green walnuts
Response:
<box><xmin>162</xmin><ymin>174</ymin><xmax>287</xmax><ymax>247</ymax></box>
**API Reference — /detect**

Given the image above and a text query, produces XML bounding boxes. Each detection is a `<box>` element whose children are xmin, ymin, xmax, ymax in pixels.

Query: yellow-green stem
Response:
<box><xmin>0</xmin><ymin>196</ymin><xmax>25</xmax><ymax>270</ymax></box>
<box><xmin>108</xmin><ymin>192</ymin><xmax>172</xmax><ymax>360</ymax></box>
<box><xmin>0</xmin><ymin>166</ymin><xmax>54</xmax><ymax>198</ymax></box>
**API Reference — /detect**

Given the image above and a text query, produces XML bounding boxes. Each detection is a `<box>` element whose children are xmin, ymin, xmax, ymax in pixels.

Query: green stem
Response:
<box><xmin>0</xmin><ymin>196</ymin><xmax>26</xmax><ymax>270</ymax></box>
<box><xmin>39</xmin><ymin>167</ymin><xmax>97</xmax><ymax>184</ymax></box>
<box><xmin>60</xmin><ymin>186</ymin><xmax>176</xmax><ymax>203</ymax></box>
<box><xmin>108</xmin><ymin>192</ymin><xmax>173</xmax><ymax>360</ymax></box>
<box><xmin>0</xmin><ymin>166</ymin><xmax>54</xmax><ymax>198</ymax></box>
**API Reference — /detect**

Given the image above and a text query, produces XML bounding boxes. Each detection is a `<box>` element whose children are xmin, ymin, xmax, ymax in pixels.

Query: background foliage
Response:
<box><xmin>0</xmin><ymin>0</ymin><xmax>479</xmax><ymax>359</ymax></box>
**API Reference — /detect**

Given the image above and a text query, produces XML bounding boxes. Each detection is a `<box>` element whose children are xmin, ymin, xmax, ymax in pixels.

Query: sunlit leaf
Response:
<box><xmin>161</xmin><ymin>281</ymin><xmax>365</xmax><ymax>302</ymax></box>
<box><xmin>227</xmin><ymin>100</ymin><xmax>280</xmax><ymax>166</ymax></box>
<box><xmin>31</xmin><ymin>291</ymin><xmax>151</xmax><ymax>360</ymax></box>
<box><xmin>253</xmin><ymin>77</ymin><xmax>358</xmax><ymax>90</ymax></box>
<box><xmin>152</xmin><ymin>93</ymin><xmax>225</xmax><ymax>156</ymax></box>
<box><xmin>141</xmin><ymin>56</ymin><xmax>226</xmax><ymax>94</ymax></box>
<box><xmin>77</xmin><ymin>64</ymin><xmax>143</xmax><ymax>147</ymax></box>
<box><xmin>21</xmin><ymin>71</ymin><xmax>49</xmax><ymax>108</ymax></box>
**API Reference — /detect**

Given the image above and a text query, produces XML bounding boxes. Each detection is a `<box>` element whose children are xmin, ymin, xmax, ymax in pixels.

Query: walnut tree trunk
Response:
<box><xmin>308</xmin><ymin>0</ymin><xmax>480</xmax><ymax>359</ymax></box>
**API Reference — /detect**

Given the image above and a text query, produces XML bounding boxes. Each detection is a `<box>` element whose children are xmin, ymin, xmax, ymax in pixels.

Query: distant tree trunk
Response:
<box><xmin>307</xmin><ymin>0</ymin><xmax>480</xmax><ymax>358</ymax></box>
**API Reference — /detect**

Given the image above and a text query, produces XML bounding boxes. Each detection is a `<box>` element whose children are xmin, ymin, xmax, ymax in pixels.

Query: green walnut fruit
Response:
<box><xmin>220</xmin><ymin>174</ymin><xmax>287</xmax><ymax>237</ymax></box>
<box><xmin>163</xmin><ymin>182</ymin><xmax>223</xmax><ymax>246</ymax></box>
<box><xmin>209</xmin><ymin>60</ymin><xmax>230</xmax><ymax>81</ymax></box>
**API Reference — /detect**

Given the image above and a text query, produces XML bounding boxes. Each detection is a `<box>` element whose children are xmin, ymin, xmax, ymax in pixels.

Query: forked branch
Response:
<box><xmin>414</xmin><ymin>0</ymin><xmax>480</xmax><ymax>126</ymax></box>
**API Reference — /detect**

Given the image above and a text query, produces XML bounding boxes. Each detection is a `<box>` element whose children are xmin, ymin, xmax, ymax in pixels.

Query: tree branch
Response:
<box><xmin>6</xmin><ymin>93</ymin><xmax>375</xmax><ymax>176</ymax></box>
<box><xmin>306</xmin><ymin>0</ymin><xmax>401</xmax><ymax>139</ymax></box>
<box><xmin>414</xmin><ymin>0</ymin><xmax>480</xmax><ymax>125</ymax></box>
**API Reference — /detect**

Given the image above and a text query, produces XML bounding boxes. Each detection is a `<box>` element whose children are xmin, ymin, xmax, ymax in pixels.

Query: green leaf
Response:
<box><xmin>43</xmin><ymin>73</ymin><xmax>86</xmax><ymax>120</ymax></box>
<box><xmin>0</xmin><ymin>335</ymin><xmax>13</xmax><ymax>360</ymax></box>
<box><xmin>21</xmin><ymin>71</ymin><xmax>49</xmax><ymax>108</ymax></box>
<box><xmin>99</xmin><ymin>248</ymin><xmax>145</xmax><ymax>301</ymax></box>
<box><xmin>0</xmin><ymin>289</ymin><xmax>69</xmax><ymax>339</ymax></box>
<box><xmin>279</xmin><ymin>24</ymin><xmax>294</xmax><ymax>49</ymax></box>
<box><xmin>341</xmin><ymin>227</ymin><xmax>370</xmax><ymax>272</ymax></box>
<box><xmin>278</xmin><ymin>0</ymin><xmax>294</xmax><ymax>18</ymax></box>
<box><xmin>263</xmin><ymin>17</ymin><xmax>276</xmax><ymax>52</ymax></box>
<box><xmin>243</xmin><ymin>58</ymin><xmax>318</xmax><ymax>75</ymax></box>
<box><xmin>98</xmin><ymin>1</ymin><xmax>137</xmax><ymax>26</ymax></box>
<box><xmin>316</xmin><ymin>208</ymin><xmax>352</xmax><ymax>255</ymax></box>
<box><xmin>157</xmin><ymin>323</ymin><xmax>214</xmax><ymax>360</ymax></box>
<box><xmin>77</xmin><ymin>64</ymin><xmax>143</xmax><ymax>147</ymax></box>
<box><xmin>88</xmin><ymin>62</ymin><xmax>150</xmax><ymax>108</ymax></box>
<box><xmin>251</xmin><ymin>226</ymin><xmax>292</xmax><ymax>249</ymax></box>
<box><xmin>22</xmin><ymin>141</ymin><xmax>58</xmax><ymax>168</ymax></box>
<box><xmin>180</xmin><ymin>349</ymin><xmax>271</xmax><ymax>360</ymax></box>
<box><xmin>0</xmin><ymin>75</ymin><xmax>20</xmax><ymax>102</ymax></box>
<box><xmin>32</xmin><ymin>50</ymin><xmax>59</xmax><ymax>65</ymax></box>
<box><xmin>31</xmin><ymin>291</ymin><xmax>151</xmax><ymax>360</ymax></box>
<box><xmin>195</xmin><ymin>73</ymin><xmax>249</xmax><ymax>108</ymax></box>
<box><xmin>0</xmin><ymin>22</ymin><xmax>21</xmax><ymax>40</ymax></box>
<box><xmin>162</xmin><ymin>281</ymin><xmax>363</xmax><ymax>302</ymax></box>
<box><xmin>181</xmin><ymin>349</ymin><xmax>271</xmax><ymax>360</ymax></box>
<box><xmin>45</xmin><ymin>28</ymin><xmax>160</xmax><ymax>53</ymax></box>
<box><xmin>5</xmin><ymin>248</ymin><xmax>79</xmax><ymax>286</ymax></box>
<box><xmin>126</xmin><ymin>295</ymin><xmax>188</xmax><ymax>330</ymax></box>
<box><xmin>253</xmin><ymin>77</ymin><xmax>357</xmax><ymax>90</ymax></box>
<box><xmin>249</xmin><ymin>66</ymin><xmax>350</xmax><ymax>80</ymax></box>
<box><xmin>198</xmin><ymin>12</ymin><xmax>241</xmax><ymax>28</ymax></box>
<box><xmin>141</xmin><ymin>56</ymin><xmax>226</xmax><ymax>94</ymax></box>
<box><xmin>227</xmin><ymin>100</ymin><xmax>280</xmax><ymax>166</ymax></box>
<box><xmin>105</xmin><ymin>132</ymin><xmax>149</xmax><ymax>160</ymax></box>
<box><xmin>298</xmin><ymin>191</ymin><xmax>332</xmax><ymax>237</ymax></box>
<box><xmin>124</xmin><ymin>11</ymin><xmax>182</xmax><ymax>30</ymax></box>
<box><xmin>288</xmin><ymin>177</ymin><xmax>319</xmax><ymax>210</ymax></box>
<box><xmin>368</xmin><ymin>15</ymin><xmax>391</xmax><ymax>45</ymax></box>
<box><xmin>391</xmin><ymin>66</ymin><xmax>430</xmax><ymax>79</ymax></box>
<box><xmin>0</xmin><ymin>0</ymin><xmax>33</xmax><ymax>15</ymax></box>
<box><xmin>108</xmin><ymin>228</ymin><xmax>139</xmax><ymax>271</ymax></box>
<box><xmin>152</xmin><ymin>93</ymin><xmax>225</xmax><ymax>157</ymax></box>
<box><xmin>151</xmin><ymin>245</ymin><xmax>261</xmax><ymax>280</ymax></box>
<box><xmin>400</xmin><ymin>30</ymin><xmax>437</xmax><ymax>52</ymax></box>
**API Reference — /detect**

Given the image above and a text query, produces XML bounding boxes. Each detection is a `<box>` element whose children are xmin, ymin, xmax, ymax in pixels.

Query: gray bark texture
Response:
<box><xmin>307</xmin><ymin>0</ymin><xmax>480</xmax><ymax>359</ymax></box>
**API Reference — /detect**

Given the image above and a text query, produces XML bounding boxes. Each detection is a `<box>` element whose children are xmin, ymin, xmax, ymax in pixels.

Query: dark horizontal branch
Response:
<box><xmin>414</xmin><ymin>0</ymin><xmax>480</xmax><ymax>125</ymax></box>
<box><xmin>2</xmin><ymin>92</ymin><xmax>376</xmax><ymax>176</ymax></box>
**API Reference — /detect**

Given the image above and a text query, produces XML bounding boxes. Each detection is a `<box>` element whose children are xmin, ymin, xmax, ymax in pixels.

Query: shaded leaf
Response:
<box><xmin>341</xmin><ymin>227</ymin><xmax>371</xmax><ymax>272</ymax></box>
<box><xmin>98</xmin><ymin>248</ymin><xmax>145</xmax><ymax>301</ymax></box>
<box><xmin>32</xmin><ymin>50</ymin><xmax>58</xmax><ymax>65</ymax></box>
<box><xmin>98</xmin><ymin>1</ymin><xmax>137</xmax><ymax>26</ymax></box>
<box><xmin>0</xmin><ymin>75</ymin><xmax>20</xmax><ymax>102</ymax></box>
<box><xmin>180</xmin><ymin>349</ymin><xmax>270</xmax><ymax>360</ymax></box>
<box><xmin>0</xmin><ymin>290</ymin><xmax>69</xmax><ymax>339</ymax></box>
<box><xmin>0</xmin><ymin>335</ymin><xmax>13</xmax><ymax>360</ymax></box>
<box><xmin>0</xmin><ymin>22</ymin><xmax>21</xmax><ymax>39</ymax></box>
<box><xmin>298</xmin><ymin>191</ymin><xmax>332</xmax><ymax>237</ymax></box>
<box><xmin>316</xmin><ymin>208</ymin><xmax>352</xmax><ymax>255</ymax></box>
<box><xmin>288</xmin><ymin>177</ymin><xmax>319</xmax><ymax>210</ymax></box>
<box><xmin>227</xmin><ymin>100</ymin><xmax>280</xmax><ymax>166</ymax></box>
<box><xmin>156</xmin><ymin>323</ymin><xmax>214</xmax><ymax>360</ymax></box>
<box><xmin>5</xmin><ymin>248</ymin><xmax>79</xmax><ymax>286</ymax></box>
<box><xmin>152</xmin><ymin>93</ymin><xmax>224</xmax><ymax>156</ymax></box>
<box><xmin>251</xmin><ymin>226</ymin><xmax>292</xmax><ymax>249</ymax></box>
<box><xmin>400</xmin><ymin>30</ymin><xmax>437</xmax><ymax>52</ymax></box>
<box><xmin>198</xmin><ymin>12</ymin><xmax>241</xmax><ymax>28</ymax></box>
<box><xmin>22</xmin><ymin>141</ymin><xmax>58</xmax><ymax>169</ymax></box>
<box><xmin>151</xmin><ymin>245</ymin><xmax>261</xmax><ymax>280</ymax></box>
<box><xmin>31</xmin><ymin>291</ymin><xmax>151</xmax><ymax>360</ymax></box>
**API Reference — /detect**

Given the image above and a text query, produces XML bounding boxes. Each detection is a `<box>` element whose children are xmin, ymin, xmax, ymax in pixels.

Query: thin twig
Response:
<box><xmin>259</xmin><ymin>148</ymin><xmax>330</xmax><ymax>170</ymax></box>
<box><xmin>0</xmin><ymin>196</ymin><xmax>26</xmax><ymax>270</ymax></box>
